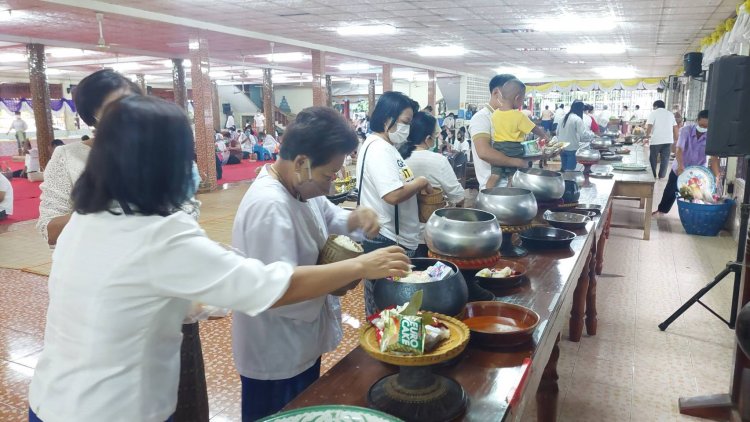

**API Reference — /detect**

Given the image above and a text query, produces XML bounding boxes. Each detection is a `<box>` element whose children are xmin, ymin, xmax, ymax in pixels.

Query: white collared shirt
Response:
<box><xmin>29</xmin><ymin>211</ymin><xmax>293</xmax><ymax>422</ymax></box>
<box><xmin>232</xmin><ymin>167</ymin><xmax>349</xmax><ymax>379</ymax></box>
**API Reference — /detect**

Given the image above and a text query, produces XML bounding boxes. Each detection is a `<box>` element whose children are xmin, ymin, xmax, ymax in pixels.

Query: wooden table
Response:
<box><xmin>608</xmin><ymin>144</ymin><xmax>656</xmax><ymax>240</ymax></box>
<box><xmin>285</xmin><ymin>179</ymin><xmax>616</xmax><ymax>422</ymax></box>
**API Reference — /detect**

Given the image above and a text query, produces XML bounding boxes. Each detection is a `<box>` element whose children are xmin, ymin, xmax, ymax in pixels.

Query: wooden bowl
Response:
<box><xmin>474</xmin><ymin>259</ymin><xmax>527</xmax><ymax>291</ymax></box>
<box><xmin>462</xmin><ymin>301</ymin><xmax>540</xmax><ymax>348</ymax></box>
<box><xmin>359</xmin><ymin>313</ymin><xmax>470</xmax><ymax>367</ymax></box>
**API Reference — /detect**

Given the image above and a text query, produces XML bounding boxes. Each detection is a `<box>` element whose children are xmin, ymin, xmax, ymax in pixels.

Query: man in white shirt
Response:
<box><xmin>255</xmin><ymin>112</ymin><xmax>266</xmax><ymax>132</ymax></box>
<box><xmin>596</xmin><ymin>105</ymin><xmax>612</xmax><ymax>128</ymax></box>
<box><xmin>552</xmin><ymin>104</ymin><xmax>565</xmax><ymax>133</ymax></box>
<box><xmin>645</xmin><ymin>100</ymin><xmax>678</xmax><ymax>179</ymax></box>
<box><xmin>7</xmin><ymin>111</ymin><xmax>27</xmax><ymax>155</ymax></box>
<box><xmin>262</xmin><ymin>131</ymin><xmax>279</xmax><ymax>160</ymax></box>
<box><xmin>0</xmin><ymin>173</ymin><xmax>12</xmax><ymax>218</ymax></box>
<box><xmin>225</xmin><ymin>114</ymin><xmax>235</xmax><ymax>129</ymax></box>
<box><xmin>621</xmin><ymin>106</ymin><xmax>632</xmax><ymax>134</ymax></box>
<box><xmin>469</xmin><ymin>74</ymin><xmax>529</xmax><ymax>190</ymax></box>
<box><xmin>443</xmin><ymin>113</ymin><xmax>456</xmax><ymax>129</ymax></box>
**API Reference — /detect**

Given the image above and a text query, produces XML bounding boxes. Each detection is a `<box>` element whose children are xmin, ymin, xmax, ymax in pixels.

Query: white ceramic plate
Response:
<box><xmin>259</xmin><ymin>405</ymin><xmax>404</xmax><ymax>422</ymax></box>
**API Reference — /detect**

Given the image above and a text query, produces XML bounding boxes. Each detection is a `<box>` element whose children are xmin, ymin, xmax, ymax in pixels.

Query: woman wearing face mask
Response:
<box><xmin>400</xmin><ymin>111</ymin><xmax>465</xmax><ymax>255</ymax></box>
<box><xmin>357</xmin><ymin>91</ymin><xmax>432</xmax><ymax>316</ymax></box>
<box><xmin>231</xmin><ymin>107</ymin><xmax>399</xmax><ymax>421</ymax></box>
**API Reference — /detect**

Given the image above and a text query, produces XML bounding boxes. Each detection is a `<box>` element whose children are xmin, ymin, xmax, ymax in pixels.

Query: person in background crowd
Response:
<box><xmin>557</xmin><ymin>101</ymin><xmax>586</xmax><ymax>172</ymax></box>
<box><xmin>443</xmin><ymin>112</ymin><xmax>456</xmax><ymax>130</ymax></box>
<box><xmin>486</xmin><ymin>79</ymin><xmax>549</xmax><ymax>189</ymax></box>
<box><xmin>255</xmin><ymin>112</ymin><xmax>266</xmax><ymax>133</ymax></box>
<box><xmin>552</xmin><ymin>103</ymin><xmax>565</xmax><ymax>132</ymax></box>
<box><xmin>422</xmin><ymin>105</ymin><xmax>434</xmax><ymax>116</ymax></box>
<box><xmin>241</xmin><ymin>128</ymin><xmax>256</xmax><ymax>159</ymax></box>
<box><xmin>357</xmin><ymin>91</ymin><xmax>431</xmax><ymax>316</ymax></box>
<box><xmin>583</xmin><ymin>104</ymin><xmax>600</xmax><ymax>134</ymax></box>
<box><xmin>0</xmin><ymin>172</ymin><xmax>12</xmax><ymax>219</ymax></box>
<box><xmin>49</xmin><ymin>139</ymin><xmax>64</xmax><ymax>155</ymax></box>
<box><xmin>81</xmin><ymin>135</ymin><xmax>90</xmax><ymax>141</ymax></box>
<box><xmin>654</xmin><ymin>109</ymin><xmax>719</xmax><ymax>216</ymax></box>
<box><xmin>27</xmin><ymin>96</ymin><xmax>409</xmax><ymax>422</ymax></box>
<box><xmin>262</xmin><ymin>131</ymin><xmax>279</xmax><ymax>160</ymax></box>
<box><xmin>469</xmin><ymin>74</ymin><xmax>528</xmax><ymax>190</ymax></box>
<box><xmin>644</xmin><ymin>100</ymin><xmax>678</xmax><ymax>179</ymax></box>
<box><xmin>521</xmin><ymin>104</ymin><xmax>533</xmax><ymax>118</ymax></box>
<box><xmin>225</xmin><ymin>113</ymin><xmax>235</xmax><ymax>129</ymax></box>
<box><xmin>231</xmin><ymin>107</ymin><xmax>399</xmax><ymax>421</ymax></box>
<box><xmin>454</xmin><ymin>127</ymin><xmax>470</xmax><ymax>155</ymax></box>
<box><xmin>540</xmin><ymin>105</ymin><xmax>554</xmax><ymax>133</ymax></box>
<box><xmin>11</xmin><ymin>139</ymin><xmax>39</xmax><ymax>178</ymax></box>
<box><xmin>621</xmin><ymin>105</ymin><xmax>632</xmax><ymax>135</ymax></box>
<box><xmin>216</xmin><ymin>132</ymin><xmax>230</xmax><ymax>165</ymax></box>
<box><xmin>634</xmin><ymin>104</ymin><xmax>644</xmax><ymax>121</ymax></box>
<box><xmin>596</xmin><ymin>104</ymin><xmax>612</xmax><ymax>128</ymax></box>
<box><xmin>7</xmin><ymin>111</ymin><xmax>27</xmax><ymax>155</ymax></box>
<box><xmin>227</xmin><ymin>135</ymin><xmax>243</xmax><ymax>165</ymax></box>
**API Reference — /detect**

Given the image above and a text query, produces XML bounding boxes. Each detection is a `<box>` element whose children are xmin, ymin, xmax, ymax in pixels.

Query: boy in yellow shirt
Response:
<box><xmin>487</xmin><ymin>79</ymin><xmax>549</xmax><ymax>188</ymax></box>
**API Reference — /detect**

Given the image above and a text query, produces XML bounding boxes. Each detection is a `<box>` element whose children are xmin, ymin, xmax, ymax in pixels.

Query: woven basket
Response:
<box><xmin>677</xmin><ymin>198</ymin><xmax>734</xmax><ymax>236</ymax></box>
<box><xmin>418</xmin><ymin>188</ymin><xmax>447</xmax><ymax>223</ymax></box>
<box><xmin>317</xmin><ymin>235</ymin><xmax>364</xmax><ymax>265</ymax></box>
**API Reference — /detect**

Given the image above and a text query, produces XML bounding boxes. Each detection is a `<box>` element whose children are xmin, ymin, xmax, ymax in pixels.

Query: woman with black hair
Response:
<box><xmin>27</xmin><ymin>97</ymin><xmax>409</xmax><ymax>422</ymax></box>
<box><xmin>356</xmin><ymin>91</ymin><xmax>432</xmax><ymax>315</ymax></box>
<box><xmin>401</xmin><ymin>111</ymin><xmax>465</xmax><ymax>254</ymax></box>
<box><xmin>231</xmin><ymin>106</ymin><xmax>389</xmax><ymax>420</ymax></box>
<box><xmin>557</xmin><ymin>100</ymin><xmax>586</xmax><ymax>171</ymax></box>
<box><xmin>37</xmin><ymin>68</ymin><xmax>143</xmax><ymax>246</ymax></box>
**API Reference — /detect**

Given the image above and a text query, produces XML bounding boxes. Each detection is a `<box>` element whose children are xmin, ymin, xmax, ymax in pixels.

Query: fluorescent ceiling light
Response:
<box><xmin>565</xmin><ymin>43</ymin><xmax>627</xmax><ymax>55</ymax></box>
<box><xmin>532</xmin><ymin>15</ymin><xmax>619</xmax><ymax>32</ymax></box>
<box><xmin>337</xmin><ymin>24</ymin><xmax>397</xmax><ymax>36</ymax></box>
<box><xmin>45</xmin><ymin>69</ymin><xmax>66</xmax><ymax>75</ymax></box>
<box><xmin>111</xmin><ymin>62</ymin><xmax>141</xmax><ymax>72</ymax></box>
<box><xmin>162</xmin><ymin>59</ymin><xmax>192</xmax><ymax>68</ymax></box>
<box><xmin>257</xmin><ymin>52</ymin><xmax>309</xmax><ymax>62</ymax></box>
<box><xmin>495</xmin><ymin>67</ymin><xmax>544</xmax><ymax>80</ymax></box>
<box><xmin>594</xmin><ymin>66</ymin><xmax>636</xmax><ymax>79</ymax></box>
<box><xmin>209</xmin><ymin>70</ymin><xmax>229</xmax><ymax>78</ymax></box>
<box><xmin>416</xmin><ymin>46</ymin><xmax>466</xmax><ymax>57</ymax></box>
<box><xmin>48</xmin><ymin>48</ymin><xmax>95</xmax><ymax>58</ymax></box>
<box><xmin>0</xmin><ymin>53</ymin><xmax>25</xmax><ymax>62</ymax></box>
<box><xmin>337</xmin><ymin>63</ymin><xmax>377</xmax><ymax>71</ymax></box>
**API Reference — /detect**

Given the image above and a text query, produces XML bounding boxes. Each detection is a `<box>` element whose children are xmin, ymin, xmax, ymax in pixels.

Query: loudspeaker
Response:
<box><xmin>705</xmin><ymin>55</ymin><xmax>750</xmax><ymax>157</ymax></box>
<box><xmin>684</xmin><ymin>52</ymin><xmax>704</xmax><ymax>77</ymax></box>
<box><xmin>222</xmin><ymin>103</ymin><xmax>231</xmax><ymax>115</ymax></box>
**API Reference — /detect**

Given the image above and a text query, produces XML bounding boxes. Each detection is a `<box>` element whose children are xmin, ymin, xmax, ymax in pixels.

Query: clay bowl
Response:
<box><xmin>463</xmin><ymin>301</ymin><xmax>540</xmax><ymax>348</ymax></box>
<box><xmin>474</xmin><ymin>259</ymin><xmax>528</xmax><ymax>291</ymax></box>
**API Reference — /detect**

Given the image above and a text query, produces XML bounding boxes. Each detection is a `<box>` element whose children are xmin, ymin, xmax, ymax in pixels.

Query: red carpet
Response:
<box><xmin>0</xmin><ymin>156</ymin><xmax>266</xmax><ymax>225</ymax></box>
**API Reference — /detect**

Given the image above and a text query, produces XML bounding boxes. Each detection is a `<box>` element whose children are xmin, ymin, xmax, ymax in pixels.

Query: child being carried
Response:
<box><xmin>487</xmin><ymin>79</ymin><xmax>549</xmax><ymax>188</ymax></box>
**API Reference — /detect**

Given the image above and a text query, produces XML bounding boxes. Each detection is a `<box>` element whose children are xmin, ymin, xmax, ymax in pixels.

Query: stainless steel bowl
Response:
<box><xmin>373</xmin><ymin>258</ymin><xmax>468</xmax><ymax>317</ymax></box>
<box><xmin>510</xmin><ymin>168</ymin><xmax>565</xmax><ymax>201</ymax></box>
<box><xmin>424</xmin><ymin>208</ymin><xmax>502</xmax><ymax>258</ymax></box>
<box><xmin>591</xmin><ymin>138</ymin><xmax>612</xmax><ymax>150</ymax></box>
<box><xmin>576</xmin><ymin>148</ymin><xmax>601</xmax><ymax>163</ymax></box>
<box><xmin>543</xmin><ymin>210</ymin><xmax>591</xmax><ymax>230</ymax></box>
<box><xmin>476</xmin><ymin>187</ymin><xmax>538</xmax><ymax>226</ymax></box>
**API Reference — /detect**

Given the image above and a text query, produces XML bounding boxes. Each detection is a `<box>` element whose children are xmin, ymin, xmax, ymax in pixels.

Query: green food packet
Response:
<box><xmin>382</xmin><ymin>314</ymin><xmax>425</xmax><ymax>355</ymax></box>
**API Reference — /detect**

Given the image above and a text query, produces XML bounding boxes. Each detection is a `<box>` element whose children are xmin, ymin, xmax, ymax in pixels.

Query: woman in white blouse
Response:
<box><xmin>356</xmin><ymin>92</ymin><xmax>432</xmax><ymax>315</ymax></box>
<box><xmin>400</xmin><ymin>111</ymin><xmax>465</xmax><ymax>255</ymax></box>
<box><xmin>37</xmin><ymin>69</ymin><xmax>144</xmax><ymax>245</ymax></box>
<box><xmin>232</xmin><ymin>107</ymin><xmax>382</xmax><ymax>420</ymax></box>
<box><xmin>27</xmin><ymin>96</ymin><xmax>409</xmax><ymax>422</ymax></box>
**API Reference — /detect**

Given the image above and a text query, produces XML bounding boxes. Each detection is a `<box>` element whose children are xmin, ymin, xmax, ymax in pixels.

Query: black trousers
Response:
<box><xmin>657</xmin><ymin>170</ymin><xmax>679</xmax><ymax>213</ymax></box>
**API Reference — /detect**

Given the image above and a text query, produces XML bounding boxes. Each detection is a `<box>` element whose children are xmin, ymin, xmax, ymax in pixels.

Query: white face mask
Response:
<box><xmin>696</xmin><ymin>126</ymin><xmax>708</xmax><ymax>133</ymax></box>
<box><xmin>388</xmin><ymin>123</ymin><xmax>410</xmax><ymax>146</ymax></box>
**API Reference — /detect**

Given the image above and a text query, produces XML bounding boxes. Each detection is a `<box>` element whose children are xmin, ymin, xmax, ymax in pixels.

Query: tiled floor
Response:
<box><xmin>0</xmin><ymin>177</ymin><xmax>739</xmax><ymax>421</ymax></box>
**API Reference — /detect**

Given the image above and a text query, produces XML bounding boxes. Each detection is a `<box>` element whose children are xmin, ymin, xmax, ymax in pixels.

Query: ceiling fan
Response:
<box><xmin>95</xmin><ymin>13</ymin><xmax>122</xmax><ymax>50</ymax></box>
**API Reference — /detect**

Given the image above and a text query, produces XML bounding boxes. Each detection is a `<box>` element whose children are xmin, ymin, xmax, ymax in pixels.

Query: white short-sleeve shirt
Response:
<box><xmin>29</xmin><ymin>211</ymin><xmax>293</xmax><ymax>422</ymax></box>
<box><xmin>647</xmin><ymin>108</ymin><xmax>678</xmax><ymax>145</ymax></box>
<box><xmin>356</xmin><ymin>134</ymin><xmax>420</xmax><ymax>249</ymax></box>
<box><xmin>468</xmin><ymin>105</ymin><xmax>493</xmax><ymax>190</ymax></box>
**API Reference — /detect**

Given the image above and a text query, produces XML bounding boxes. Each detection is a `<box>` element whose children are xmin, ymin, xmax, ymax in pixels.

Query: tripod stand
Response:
<box><xmin>659</xmin><ymin>157</ymin><xmax>750</xmax><ymax>331</ymax></box>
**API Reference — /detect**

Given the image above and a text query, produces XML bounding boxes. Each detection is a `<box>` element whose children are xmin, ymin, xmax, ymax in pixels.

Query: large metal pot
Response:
<box><xmin>373</xmin><ymin>258</ymin><xmax>468</xmax><ymax>317</ymax></box>
<box><xmin>476</xmin><ymin>187</ymin><xmax>537</xmax><ymax>226</ymax></box>
<box><xmin>510</xmin><ymin>168</ymin><xmax>565</xmax><ymax>201</ymax></box>
<box><xmin>424</xmin><ymin>208</ymin><xmax>502</xmax><ymax>258</ymax></box>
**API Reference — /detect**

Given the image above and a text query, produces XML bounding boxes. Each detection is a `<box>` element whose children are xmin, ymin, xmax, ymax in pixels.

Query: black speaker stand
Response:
<box><xmin>659</xmin><ymin>157</ymin><xmax>750</xmax><ymax>331</ymax></box>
